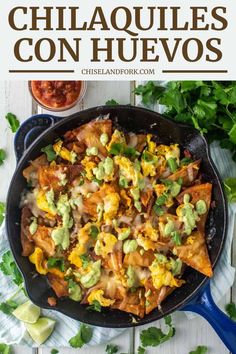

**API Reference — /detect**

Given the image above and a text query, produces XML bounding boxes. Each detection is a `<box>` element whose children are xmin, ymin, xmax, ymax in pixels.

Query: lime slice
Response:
<box><xmin>25</xmin><ymin>317</ymin><xmax>56</xmax><ymax>345</ymax></box>
<box><xmin>12</xmin><ymin>300</ymin><xmax>41</xmax><ymax>324</ymax></box>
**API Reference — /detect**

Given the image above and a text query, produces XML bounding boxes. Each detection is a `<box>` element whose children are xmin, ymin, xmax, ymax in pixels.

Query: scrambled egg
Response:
<box><xmin>87</xmin><ymin>289</ymin><xmax>115</xmax><ymax>306</ymax></box>
<box><xmin>29</xmin><ymin>247</ymin><xmax>47</xmax><ymax>275</ymax></box>
<box><xmin>103</xmin><ymin>192</ymin><xmax>120</xmax><ymax>223</ymax></box>
<box><xmin>114</xmin><ymin>156</ymin><xmax>139</xmax><ymax>186</ymax></box>
<box><xmin>81</xmin><ymin>156</ymin><xmax>97</xmax><ymax>180</ymax></box>
<box><xmin>136</xmin><ymin>234</ymin><xmax>157</xmax><ymax>251</ymax></box>
<box><xmin>149</xmin><ymin>259</ymin><xmax>184</xmax><ymax>290</ymax></box>
<box><xmin>36</xmin><ymin>189</ymin><xmax>57</xmax><ymax>216</ymax></box>
<box><xmin>147</xmin><ymin>134</ymin><xmax>156</xmax><ymax>154</ymax></box>
<box><xmin>53</xmin><ymin>140</ymin><xmax>77</xmax><ymax>164</ymax></box>
<box><xmin>106</xmin><ymin>129</ymin><xmax>126</xmax><ymax>151</ymax></box>
<box><xmin>94</xmin><ymin>232</ymin><xmax>118</xmax><ymax>258</ymax></box>
<box><xmin>156</xmin><ymin>144</ymin><xmax>180</xmax><ymax>164</ymax></box>
<box><xmin>68</xmin><ymin>223</ymin><xmax>93</xmax><ymax>264</ymax></box>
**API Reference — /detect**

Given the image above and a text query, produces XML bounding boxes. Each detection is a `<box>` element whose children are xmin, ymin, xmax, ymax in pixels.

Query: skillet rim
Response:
<box><xmin>6</xmin><ymin>105</ymin><xmax>228</xmax><ymax>327</ymax></box>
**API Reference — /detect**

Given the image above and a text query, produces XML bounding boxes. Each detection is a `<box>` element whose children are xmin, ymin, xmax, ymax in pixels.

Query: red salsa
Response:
<box><xmin>30</xmin><ymin>81</ymin><xmax>82</xmax><ymax>110</ymax></box>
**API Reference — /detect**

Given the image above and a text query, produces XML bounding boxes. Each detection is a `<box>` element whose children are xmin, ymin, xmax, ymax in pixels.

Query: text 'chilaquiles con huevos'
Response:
<box><xmin>9</xmin><ymin>6</ymin><xmax>228</xmax><ymax>63</ymax></box>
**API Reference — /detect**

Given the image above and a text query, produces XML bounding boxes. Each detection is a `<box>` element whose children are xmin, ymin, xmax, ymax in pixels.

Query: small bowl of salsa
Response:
<box><xmin>29</xmin><ymin>81</ymin><xmax>87</xmax><ymax>111</ymax></box>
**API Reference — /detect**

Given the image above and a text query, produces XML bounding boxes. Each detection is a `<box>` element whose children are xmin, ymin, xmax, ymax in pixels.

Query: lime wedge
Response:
<box><xmin>12</xmin><ymin>300</ymin><xmax>41</xmax><ymax>324</ymax></box>
<box><xmin>25</xmin><ymin>317</ymin><xmax>56</xmax><ymax>345</ymax></box>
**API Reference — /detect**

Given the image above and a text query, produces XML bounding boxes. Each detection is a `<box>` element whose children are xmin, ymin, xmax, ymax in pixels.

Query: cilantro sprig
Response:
<box><xmin>0</xmin><ymin>251</ymin><xmax>23</xmax><ymax>286</ymax></box>
<box><xmin>5</xmin><ymin>113</ymin><xmax>20</xmax><ymax>133</ymax></box>
<box><xmin>0</xmin><ymin>149</ymin><xmax>6</xmax><ymax>166</ymax></box>
<box><xmin>140</xmin><ymin>315</ymin><xmax>175</xmax><ymax>348</ymax></box>
<box><xmin>0</xmin><ymin>343</ymin><xmax>11</xmax><ymax>354</ymax></box>
<box><xmin>224</xmin><ymin>178</ymin><xmax>236</xmax><ymax>203</ymax></box>
<box><xmin>105</xmin><ymin>343</ymin><xmax>119</xmax><ymax>354</ymax></box>
<box><xmin>189</xmin><ymin>346</ymin><xmax>208</xmax><ymax>354</ymax></box>
<box><xmin>225</xmin><ymin>302</ymin><xmax>236</xmax><ymax>320</ymax></box>
<box><xmin>69</xmin><ymin>324</ymin><xmax>93</xmax><ymax>348</ymax></box>
<box><xmin>134</xmin><ymin>81</ymin><xmax>236</xmax><ymax>162</ymax></box>
<box><xmin>87</xmin><ymin>300</ymin><xmax>102</xmax><ymax>312</ymax></box>
<box><xmin>0</xmin><ymin>202</ymin><xmax>6</xmax><ymax>226</ymax></box>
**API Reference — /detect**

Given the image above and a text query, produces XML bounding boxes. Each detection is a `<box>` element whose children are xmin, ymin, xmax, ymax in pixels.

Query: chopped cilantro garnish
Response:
<box><xmin>189</xmin><ymin>346</ymin><xmax>208</xmax><ymax>354</ymax></box>
<box><xmin>80</xmin><ymin>254</ymin><xmax>90</xmax><ymax>269</ymax></box>
<box><xmin>47</xmin><ymin>257</ymin><xmax>65</xmax><ymax>272</ymax></box>
<box><xmin>225</xmin><ymin>302</ymin><xmax>236</xmax><ymax>320</ymax></box>
<box><xmin>0</xmin><ymin>149</ymin><xmax>6</xmax><ymax>166</ymax></box>
<box><xmin>5</xmin><ymin>113</ymin><xmax>20</xmax><ymax>133</ymax></box>
<box><xmin>87</xmin><ymin>300</ymin><xmax>102</xmax><ymax>312</ymax></box>
<box><xmin>69</xmin><ymin>323</ymin><xmax>93</xmax><ymax>348</ymax></box>
<box><xmin>167</xmin><ymin>157</ymin><xmax>178</xmax><ymax>173</ymax></box>
<box><xmin>105</xmin><ymin>343</ymin><xmax>119</xmax><ymax>354</ymax></box>
<box><xmin>90</xmin><ymin>225</ymin><xmax>99</xmax><ymax>239</ymax></box>
<box><xmin>41</xmin><ymin>144</ymin><xmax>57</xmax><ymax>162</ymax></box>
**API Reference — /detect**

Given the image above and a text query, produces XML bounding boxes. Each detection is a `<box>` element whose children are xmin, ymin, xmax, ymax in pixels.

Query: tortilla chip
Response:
<box><xmin>23</xmin><ymin>155</ymin><xmax>48</xmax><ymax>182</ymax></box>
<box><xmin>123</xmin><ymin>249</ymin><xmax>155</xmax><ymax>267</ymax></box>
<box><xmin>21</xmin><ymin>207</ymin><xmax>34</xmax><ymax>256</ymax></box>
<box><xmin>47</xmin><ymin>273</ymin><xmax>69</xmax><ymax>298</ymax></box>
<box><xmin>173</xmin><ymin>230</ymin><xmax>213</xmax><ymax>277</ymax></box>
<box><xmin>177</xmin><ymin>183</ymin><xmax>212</xmax><ymax>233</ymax></box>
<box><xmin>144</xmin><ymin>279</ymin><xmax>175</xmax><ymax>314</ymax></box>
<box><xmin>112</xmin><ymin>288</ymin><xmax>145</xmax><ymax>318</ymax></box>
<box><xmin>168</xmin><ymin>160</ymin><xmax>201</xmax><ymax>186</ymax></box>
<box><xmin>32</xmin><ymin>225</ymin><xmax>55</xmax><ymax>257</ymax></box>
<box><xmin>65</xmin><ymin>119</ymin><xmax>112</xmax><ymax>156</ymax></box>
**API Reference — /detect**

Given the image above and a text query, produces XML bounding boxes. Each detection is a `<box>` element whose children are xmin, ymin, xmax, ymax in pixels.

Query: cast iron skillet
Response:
<box><xmin>6</xmin><ymin>106</ymin><xmax>236</xmax><ymax>353</ymax></box>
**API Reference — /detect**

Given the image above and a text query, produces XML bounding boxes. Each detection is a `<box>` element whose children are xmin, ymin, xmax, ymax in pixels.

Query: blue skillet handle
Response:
<box><xmin>181</xmin><ymin>282</ymin><xmax>236</xmax><ymax>354</ymax></box>
<box><xmin>14</xmin><ymin>114</ymin><xmax>61</xmax><ymax>163</ymax></box>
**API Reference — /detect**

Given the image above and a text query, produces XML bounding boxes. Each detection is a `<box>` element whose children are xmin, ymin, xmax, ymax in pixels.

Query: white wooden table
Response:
<box><xmin>0</xmin><ymin>81</ymin><xmax>235</xmax><ymax>354</ymax></box>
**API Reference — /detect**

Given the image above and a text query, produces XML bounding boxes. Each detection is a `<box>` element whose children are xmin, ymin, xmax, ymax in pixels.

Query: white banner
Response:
<box><xmin>0</xmin><ymin>0</ymin><xmax>235</xmax><ymax>80</ymax></box>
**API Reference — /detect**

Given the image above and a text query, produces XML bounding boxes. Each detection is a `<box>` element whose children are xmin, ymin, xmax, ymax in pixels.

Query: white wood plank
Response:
<box><xmin>0</xmin><ymin>81</ymin><xmax>33</xmax><ymax>201</ymax></box>
<box><xmin>11</xmin><ymin>346</ymin><xmax>33</xmax><ymax>354</ymax></box>
<box><xmin>39</xmin><ymin>329</ymin><xmax>133</xmax><ymax>354</ymax></box>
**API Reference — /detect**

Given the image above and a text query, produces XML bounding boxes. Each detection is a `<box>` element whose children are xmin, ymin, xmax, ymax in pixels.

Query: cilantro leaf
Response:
<box><xmin>0</xmin><ymin>149</ymin><xmax>6</xmax><ymax>166</ymax></box>
<box><xmin>90</xmin><ymin>225</ymin><xmax>99</xmax><ymax>240</ymax></box>
<box><xmin>137</xmin><ymin>346</ymin><xmax>146</xmax><ymax>354</ymax></box>
<box><xmin>41</xmin><ymin>144</ymin><xmax>57</xmax><ymax>162</ymax></box>
<box><xmin>47</xmin><ymin>258</ymin><xmax>65</xmax><ymax>272</ymax></box>
<box><xmin>87</xmin><ymin>300</ymin><xmax>102</xmax><ymax>312</ymax></box>
<box><xmin>0</xmin><ymin>343</ymin><xmax>11</xmax><ymax>354</ymax></box>
<box><xmin>225</xmin><ymin>302</ymin><xmax>236</xmax><ymax>320</ymax></box>
<box><xmin>0</xmin><ymin>299</ymin><xmax>18</xmax><ymax>315</ymax></box>
<box><xmin>5</xmin><ymin>113</ymin><xmax>20</xmax><ymax>133</ymax></box>
<box><xmin>140</xmin><ymin>315</ymin><xmax>175</xmax><ymax>348</ymax></box>
<box><xmin>0</xmin><ymin>250</ymin><xmax>23</xmax><ymax>286</ymax></box>
<box><xmin>189</xmin><ymin>345</ymin><xmax>208</xmax><ymax>354</ymax></box>
<box><xmin>134</xmin><ymin>81</ymin><xmax>165</xmax><ymax>106</ymax></box>
<box><xmin>105</xmin><ymin>343</ymin><xmax>119</xmax><ymax>354</ymax></box>
<box><xmin>80</xmin><ymin>254</ymin><xmax>90</xmax><ymax>269</ymax></box>
<box><xmin>69</xmin><ymin>324</ymin><xmax>93</xmax><ymax>348</ymax></box>
<box><xmin>106</xmin><ymin>99</ymin><xmax>119</xmax><ymax>106</ymax></box>
<box><xmin>224</xmin><ymin>178</ymin><xmax>236</xmax><ymax>203</ymax></box>
<box><xmin>51</xmin><ymin>350</ymin><xmax>59</xmax><ymax>354</ymax></box>
<box><xmin>0</xmin><ymin>202</ymin><xmax>6</xmax><ymax>226</ymax></box>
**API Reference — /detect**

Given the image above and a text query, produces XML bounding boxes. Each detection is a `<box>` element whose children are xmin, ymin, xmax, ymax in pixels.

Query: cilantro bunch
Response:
<box><xmin>135</xmin><ymin>81</ymin><xmax>236</xmax><ymax>161</ymax></box>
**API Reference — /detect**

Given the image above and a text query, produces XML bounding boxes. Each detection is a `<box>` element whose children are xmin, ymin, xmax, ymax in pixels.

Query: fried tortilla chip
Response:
<box><xmin>21</xmin><ymin>207</ymin><xmax>34</xmax><ymax>256</ymax></box>
<box><xmin>177</xmin><ymin>183</ymin><xmax>212</xmax><ymax>233</ymax></box>
<box><xmin>23</xmin><ymin>155</ymin><xmax>48</xmax><ymax>183</ymax></box>
<box><xmin>168</xmin><ymin>160</ymin><xmax>201</xmax><ymax>186</ymax></box>
<box><xmin>144</xmin><ymin>279</ymin><xmax>175</xmax><ymax>314</ymax></box>
<box><xmin>112</xmin><ymin>288</ymin><xmax>145</xmax><ymax>318</ymax></box>
<box><xmin>173</xmin><ymin>230</ymin><xmax>213</xmax><ymax>277</ymax></box>
<box><xmin>32</xmin><ymin>225</ymin><xmax>55</xmax><ymax>257</ymax></box>
<box><xmin>65</xmin><ymin>119</ymin><xmax>112</xmax><ymax>156</ymax></box>
<box><xmin>123</xmin><ymin>249</ymin><xmax>155</xmax><ymax>267</ymax></box>
<box><xmin>47</xmin><ymin>273</ymin><xmax>69</xmax><ymax>298</ymax></box>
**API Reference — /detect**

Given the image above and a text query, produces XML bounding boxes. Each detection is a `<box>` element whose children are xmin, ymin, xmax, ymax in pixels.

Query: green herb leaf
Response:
<box><xmin>0</xmin><ymin>202</ymin><xmax>6</xmax><ymax>226</ymax></box>
<box><xmin>0</xmin><ymin>343</ymin><xmax>11</xmax><ymax>354</ymax></box>
<box><xmin>47</xmin><ymin>258</ymin><xmax>65</xmax><ymax>272</ymax></box>
<box><xmin>0</xmin><ymin>299</ymin><xmax>18</xmax><ymax>315</ymax></box>
<box><xmin>80</xmin><ymin>254</ymin><xmax>90</xmax><ymax>269</ymax></box>
<box><xmin>224</xmin><ymin>178</ymin><xmax>236</xmax><ymax>203</ymax></box>
<box><xmin>171</xmin><ymin>231</ymin><xmax>182</xmax><ymax>246</ymax></box>
<box><xmin>69</xmin><ymin>324</ymin><xmax>93</xmax><ymax>348</ymax></box>
<box><xmin>180</xmin><ymin>157</ymin><xmax>193</xmax><ymax>166</ymax></box>
<box><xmin>5</xmin><ymin>113</ymin><xmax>20</xmax><ymax>133</ymax></box>
<box><xmin>153</xmin><ymin>205</ymin><xmax>164</xmax><ymax>216</ymax></box>
<box><xmin>0</xmin><ymin>149</ymin><xmax>6</xmax><ymax>166</ymax></box>
<box><xmin>140</xmin><ymin>315</ymin><xmax>175</xmax><ymax>347</ymax></box>
<box><xmin>134</xmin><ymin>82</ymin><xmax>165</xmax><ymax>106</ymax></box>
<box><xmin>90</xmin><ymin>225</ymin><xmax>99</xmax><ymax>239</ymax></box>
<box><xmin>0</xmin><ymin>250</ymin><xmax>23</xmax><ymax>286</ymax></box>
<box><xmin>189</xmin><ymin>345</ymin><xmax>208</xmax><ymax>354</ymax></box>
<box><xmin>225</xmin><ymin>302</ymin><xmax>236</xmax><ymax>320</ymax></box>
<box><xmin>41</xmin><ymin>144</ymin><xmax>57</xmax><ymax>162</ymax></box>
<box><xmin>51</xmin><ymin>349</ymin><xmax>59</xmax><ymax>354</ymax></box>
<box><xmin>106</xmin><ymin>99</ymin><xmax>119</xmax><ymax>106</ymax></box>
<box><xmin>87</xmin><ymin>300</ymin><xmax>102</xmax><ymax>312</ymax></box>
<box><xmin>105</xmin><ymin>343</ymin><xmax>119</xmax><ymax>354</ymax></box>
<box><xmin>167</xmin><ymin>158</ymin><xmax>178</xmax><ymax>173</ymax></box>
<box><xmin>137</xmin><ymin>346</ymin><xmax>146</xmax><ymax>354</ymax></box>
<box><xmin>155</xmin><ymin>194</ymin><xmax>168</xmax><ymax>207</ymax></box>
<box><xmin>109</xmin><ymin>143</ymin><xmax>138</xmax><ymax>158</ymax></box>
